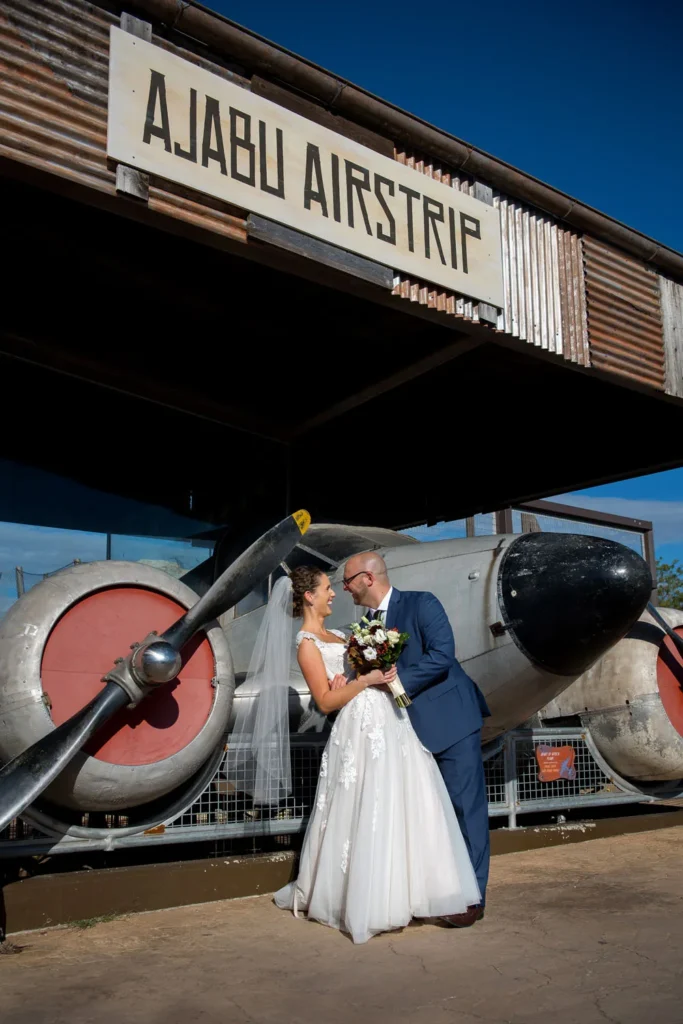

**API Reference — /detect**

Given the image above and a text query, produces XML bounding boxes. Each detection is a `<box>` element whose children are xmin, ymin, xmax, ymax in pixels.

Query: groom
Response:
<box><xmin>342</xmin><ymin>551</ymin><xmax>491</xmax><ymax>927</ymax></box>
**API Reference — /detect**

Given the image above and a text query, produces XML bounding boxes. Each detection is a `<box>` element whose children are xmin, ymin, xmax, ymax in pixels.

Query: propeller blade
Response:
<box><xmin>162</xmin><ymin>509</ymin><xmax>310</xmax><ymax>650</ymax></box>
<box><xmin>0</xmin><ymin>510</ymin><xmax>311</xmax><ymax>832</ymax></box>
<box><xmin>0</xmin><ymin>682</ymin><xmax>129</xmax><ymax>834</ymax></box>
<box><xmin>647</xmin><ymin>602</ymin><xmax>683</xmax><ymax>659</ymax></box>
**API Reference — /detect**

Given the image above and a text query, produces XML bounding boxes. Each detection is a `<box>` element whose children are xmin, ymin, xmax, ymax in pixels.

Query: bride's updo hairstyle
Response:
<box><xmin>290</xmin><ymin>565</ymin><xmax>324</xmax><ymax>618</ymax></box>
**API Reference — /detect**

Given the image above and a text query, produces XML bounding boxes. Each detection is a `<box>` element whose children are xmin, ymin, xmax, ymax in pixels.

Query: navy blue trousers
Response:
<box><xmin>434</xmin><ymin>729</ymin><xmax>490</xmax><ymax>905</ymax></box>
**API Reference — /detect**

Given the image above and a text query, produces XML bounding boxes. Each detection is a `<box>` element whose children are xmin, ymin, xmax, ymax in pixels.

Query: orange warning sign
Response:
<box><xmin>535</xmin><ymin>744</ymin><xmax>576</xmax><ymax>782</ymax></box>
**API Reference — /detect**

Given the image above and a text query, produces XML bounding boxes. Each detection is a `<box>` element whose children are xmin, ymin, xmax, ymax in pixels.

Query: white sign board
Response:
<box><xmin>107</xmin><ymin>27</ymin><xmax>504</xmax><ymax>306</ymax></box>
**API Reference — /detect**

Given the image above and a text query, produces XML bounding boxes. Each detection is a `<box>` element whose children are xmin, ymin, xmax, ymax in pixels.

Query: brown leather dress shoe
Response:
<box><xmin>440</xmin><ymin>905</ymin><xmax>485</xmax><ymax>928</ymax></box>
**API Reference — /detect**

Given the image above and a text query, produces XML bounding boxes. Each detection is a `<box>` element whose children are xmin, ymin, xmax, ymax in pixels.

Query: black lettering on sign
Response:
<box><xmin>229</xmin><ymin>108</ymin><xmax>256</xmax><ymax>187</ymax></box>
<box><xmin>259</xmin><ymin>121</ymin><xmax>285</xmax><ymax>198</ymax></box>
<box><xmin>201</xmin><ymin>95</ymin><xmax>227</xmax><ymax>174</ymax></box>
<box><xmin>398</xmin><ymin>185</ymin><xmax>420</xmax><ymax>253</ymax></box>
<box><xmin>460</xmin><ymin>213</ymin><xmax>481</xmax><ymax>274</ymax></box>
<box><xmin>345</xmin><ymin>161</ymin><xmax>372</xmax><ymax>235</ymax></box>
<box><xmin>448</xmin><ymin>208</ymin><xmax>458</xmax><ymax>269</ymax></box>
<box><xmin>142</xmin><ymin>70</ymin><xmax>172</xmax><ymax>152</ymax></box>
<box><xmin>423</xmin><ymin>197</ymin><xmax>446</xmax><ymax>264</ymax></box>
<box><xmin>174</xmin><ymin>87</ymin><xmax>197</xmax><ymax>163</ymax></box>
<box><xmin>374</xmin><ymin>174</ymin><xmax>396</xmax><ymax>245</ymax></box>
<box><xmin>331</xmin><ymin>154</ymin><xmax>341</xmax><ymax>223</ymax></box>
<box><xmin>303</xmin><ymin>143</ymin><xmax>328</xmax><ymax>217</ymax></box>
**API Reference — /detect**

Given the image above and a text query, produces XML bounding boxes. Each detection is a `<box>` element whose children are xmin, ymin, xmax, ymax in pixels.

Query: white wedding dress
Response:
<box><xmin>274</xmin><ymin>630</ymin><xmax>481</xmax><ymax>944</ymax></box>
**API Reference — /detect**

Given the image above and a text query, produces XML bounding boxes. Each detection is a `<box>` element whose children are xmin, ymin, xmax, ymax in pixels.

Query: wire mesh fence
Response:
<box><xmin>0</xmin><ymin>728</ymin><xmax>651</xmax><ymax>857</ymax></box>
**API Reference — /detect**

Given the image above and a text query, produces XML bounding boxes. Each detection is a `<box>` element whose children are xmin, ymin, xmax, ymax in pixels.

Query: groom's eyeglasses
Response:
<box><xmin>342</xmin><ymin>570</ymin><xmax>370</xmax><ymax>588</ymax></box>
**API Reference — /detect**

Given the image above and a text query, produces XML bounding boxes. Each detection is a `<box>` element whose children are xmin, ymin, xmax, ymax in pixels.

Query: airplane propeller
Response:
<box><xmin>0</xmin><ymin>510</ymin><xmax>311</xmax><ymax>834</ymax></box>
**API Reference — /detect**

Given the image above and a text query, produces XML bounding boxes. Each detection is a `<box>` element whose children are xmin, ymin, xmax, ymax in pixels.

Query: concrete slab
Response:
<box><xmin>2</xmin><ymin>826</ymin><xmax>683</xmax><ymax>1024</ymax></box>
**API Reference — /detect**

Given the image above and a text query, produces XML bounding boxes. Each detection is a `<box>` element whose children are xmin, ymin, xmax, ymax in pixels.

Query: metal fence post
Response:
<box><xmin>504</xmin><ymin>732</ymin><xmax>518</xmax><ymax>828</ymax></box>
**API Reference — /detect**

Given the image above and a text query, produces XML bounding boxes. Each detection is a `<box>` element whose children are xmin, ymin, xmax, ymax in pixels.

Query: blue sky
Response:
<box><xmin>205</xmin><ymin>0</ymin><xmax>683</xmax><ymax>249</ymax></box>
<box><xmin>203</xmin><ymin>0</ymin><xmax>683</xmax><ymax>563</ymax></box>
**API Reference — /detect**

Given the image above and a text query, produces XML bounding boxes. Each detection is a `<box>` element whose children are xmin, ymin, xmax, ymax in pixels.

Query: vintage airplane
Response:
<box><xmin>538</xmin><ymin>603</ymin><xmax>683</xmax><ymax>791</ymax></box>
<box><xmin>0</xmin><ymin>514</ymin><xmax>660</xmax><ymax>837</ymax></box>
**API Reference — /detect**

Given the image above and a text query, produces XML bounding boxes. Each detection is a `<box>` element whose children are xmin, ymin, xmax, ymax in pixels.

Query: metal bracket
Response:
<box><xmin>490</xmin><ymin>619</ymin><xmax>521</xmax><ymax>638</ymax></box>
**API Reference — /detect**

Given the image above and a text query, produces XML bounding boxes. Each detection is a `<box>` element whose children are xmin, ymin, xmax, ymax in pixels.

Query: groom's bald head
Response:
<box><xmin>343</xmin><ymin>551</ymin><xmax>390</xmax><ymax>606</ymax></box>
<box><xmin>347</xmin><ymin>551</ymin><xmax>387</xmax><ymax>577</ymax></box>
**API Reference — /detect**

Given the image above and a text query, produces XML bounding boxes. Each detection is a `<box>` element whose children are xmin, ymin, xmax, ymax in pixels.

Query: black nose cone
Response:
<box><xmin>498</xmin><ymin>533</ymin><xmax>653</xmax><ymax>676</ymax></box>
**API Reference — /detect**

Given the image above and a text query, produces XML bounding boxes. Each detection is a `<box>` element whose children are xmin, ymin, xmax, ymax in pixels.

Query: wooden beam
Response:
<box><xmin>289</xmin><ymin>333</ymin><xmax>486</xmax><ymax>437</ymax></box>
<box><xmin>0</xmin><ymin>332</ymin><xmax>286</xmax><ymax>444</ymax></box>
<box><xmin>518</xmin><ymin>498</ymin><xmax>653</xmax><ymax>533</ymax></box>
<box><xmin>247</xmin><ymin>214</ymin><xmax>394</xmax><ymax>290</ymax></box>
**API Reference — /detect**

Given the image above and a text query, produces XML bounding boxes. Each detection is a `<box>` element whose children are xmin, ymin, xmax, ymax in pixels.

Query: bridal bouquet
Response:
<box><xmin>346</xmin><ymin>618</ymin><xmax>412</xmax><ymax>708</ymax></box>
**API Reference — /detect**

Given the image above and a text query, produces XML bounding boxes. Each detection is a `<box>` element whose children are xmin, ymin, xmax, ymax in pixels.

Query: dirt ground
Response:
<box><xmin>1</xmin><ymin>827</ymin><xmax>682</xmax><ymax>1024</ymax></box>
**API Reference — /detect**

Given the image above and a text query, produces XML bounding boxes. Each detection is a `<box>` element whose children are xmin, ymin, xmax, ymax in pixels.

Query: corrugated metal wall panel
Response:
<box><xmin>391</xmin><ymin>149</ymin><xmax>589</xmax><ymax>364</ymax></box>
<box><xmin>0</xmin><ymin>0</ymin><xmax>247</xmax><ymax>244</ymax></box>
<box><xmin>583</xmin><ymin>237</ymin><xmax>665</xmax><ymax>389</ymax></box>
<box><xmin>659</xmin><ymin>276</ymin><xmax>683</xmax><ymax>399</ymax></box>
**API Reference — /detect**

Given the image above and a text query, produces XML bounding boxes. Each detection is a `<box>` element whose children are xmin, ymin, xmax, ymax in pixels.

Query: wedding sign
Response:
<box><xmin>107</xmin><ymin>27</ymin><xmax>504</xmax><ymax>306</ymax></box>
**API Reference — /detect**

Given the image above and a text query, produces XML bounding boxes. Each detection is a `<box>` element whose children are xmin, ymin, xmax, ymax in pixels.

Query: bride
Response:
<box><xmin>234</xmin><ymin>564</ymin><xmax>480</xmax><ymax>945</ymax></box>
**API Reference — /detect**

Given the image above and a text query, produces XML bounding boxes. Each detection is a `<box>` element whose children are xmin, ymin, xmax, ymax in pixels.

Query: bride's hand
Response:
<box><xmin>382</xmin><ymin>665</ymin><xmax>398</xmax><ymax>684</ymax></box>
<box><xmin>329</xmin><ymin>673</ymin><xmax>348</xmax><ymax>691</ymax></box>
<box><xmin>364</xmin><ymin>669</ymin><xmax>387</xmax><ymax>687</ymax></box>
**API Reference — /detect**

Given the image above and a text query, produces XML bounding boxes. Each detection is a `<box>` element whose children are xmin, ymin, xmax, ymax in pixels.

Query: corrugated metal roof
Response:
<box><xmin>584</xmin><ymin>237</ymin><xmax>664</xmax><ymax>389</ymax></box>
<box><xmin>0</xmin><ymin>0</ymin><xmax>247</xmax><ymax>244</ymax></box>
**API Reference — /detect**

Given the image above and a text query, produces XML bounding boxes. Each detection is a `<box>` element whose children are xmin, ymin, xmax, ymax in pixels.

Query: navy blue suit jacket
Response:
<box><xmin>385</xmin><ymin>588</ymin><xmax>491</xmax><ymax>754</ymax></box>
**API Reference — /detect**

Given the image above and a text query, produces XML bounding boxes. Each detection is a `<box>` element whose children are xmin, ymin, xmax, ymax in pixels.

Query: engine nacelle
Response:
<box><xmin>541</xmin><ymin>607</ymin><xmax>683</xmax><ymax>783</ymax></box>
<box><xmin>0</xmin><ymin>561</ymin><xmax>233</xmax><ymax>812</ymax></box>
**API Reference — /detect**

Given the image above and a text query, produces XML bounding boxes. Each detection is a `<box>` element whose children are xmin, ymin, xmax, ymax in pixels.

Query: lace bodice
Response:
<box><xmin>297</xmin><ymin>630</ymin><xmax>347</xmax><ymax>680</ymax></box>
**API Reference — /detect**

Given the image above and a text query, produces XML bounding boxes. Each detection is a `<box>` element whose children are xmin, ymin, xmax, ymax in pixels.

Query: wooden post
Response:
<box><xmin>494</xmin><ymin>508</ymin><xmax>514</xmax><ymax>535</ymax></box>
<box><xmin>473</xmin><ymin>182</ymin><xmax>499</xmax><ymax>326</ymax></box>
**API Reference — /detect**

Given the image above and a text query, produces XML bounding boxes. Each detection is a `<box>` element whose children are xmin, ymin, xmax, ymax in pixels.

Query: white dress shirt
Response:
<box><xmin>367</xmin><ymin>587</ymin><xmax>393</xmax><ymax>621</ymax></box>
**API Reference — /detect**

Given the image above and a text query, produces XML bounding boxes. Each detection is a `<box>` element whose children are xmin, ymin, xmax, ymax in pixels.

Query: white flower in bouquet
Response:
<box><xmin>346</xmin><ymin>619</ymin><xmax>412</xmax><ymax>708</ymax></box>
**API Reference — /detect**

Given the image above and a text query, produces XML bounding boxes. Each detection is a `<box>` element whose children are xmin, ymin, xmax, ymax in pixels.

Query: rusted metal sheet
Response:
<box><xmin>392</xmin><ymin>149</ymin><xmax>589</xmax><ymax>364</ymax></box>
<box><xmin>0</xmin><ymin>0</ymin><xmax>247</xmax><ymax>244</ymax></box>
<box><xmin>659</xmin><ymin>276</ymin><xmax>683</xmax><ymax>399</ymax></box>
<box><xmin>583</xmin><ymin>236</ymin><xmax>665</xmax><ymax>389</ymax></box>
